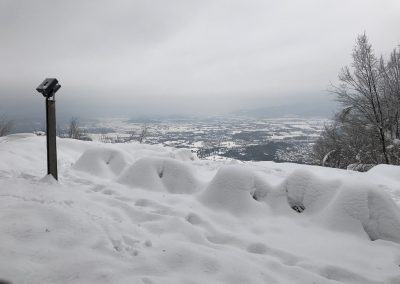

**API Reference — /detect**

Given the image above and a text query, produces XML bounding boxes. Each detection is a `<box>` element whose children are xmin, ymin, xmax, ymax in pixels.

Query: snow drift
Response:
<box><xmin>118</xmin><ymin>157</ymin><xmax>201</xmax><ymax>194</ymax></box>
<box><xmin>278</xmin><ymin>169</ymin><xmax>400</xmax><ymax>243</ymax></box>
<box><xmin>1</xmin><ymin>135</ymin><xmax>400</xmax><ymax>284</ymax></box>
<box><xmin>199</xmin><ymin>165</ymin><xmax>271</xmax><ymax>215</ymax></box>
<box><xmin>73</xmin><ymin>147</ymin><xmax>129</xmax><ymax>178</ymax></box>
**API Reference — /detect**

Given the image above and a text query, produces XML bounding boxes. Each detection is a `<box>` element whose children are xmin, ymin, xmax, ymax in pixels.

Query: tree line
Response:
<box><xmin>313</xmin><ymin>33</ymin><xmax>400</xmax><ymax>170</ymax></box>
<box><xmin>0</xmin><ymin>117</ymin><xmax>13</xmax><ymax>137</ymax></box>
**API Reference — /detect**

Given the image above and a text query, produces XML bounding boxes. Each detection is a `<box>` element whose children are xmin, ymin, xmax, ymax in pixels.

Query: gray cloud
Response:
<box><xmin>1</xmin><ymin>0</ymin><xmax>399</xmax><ymax>117</ymax></box>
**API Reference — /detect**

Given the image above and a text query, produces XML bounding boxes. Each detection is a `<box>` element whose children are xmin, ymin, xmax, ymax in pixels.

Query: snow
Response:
<box><xmin>73</xmin><ymin>148</ymin><xmax>129</xmax><ymax>179</ymax></box>
<box><xmin>0</xmin><ymin>135</ymin><xmax>400</xmax><ymax>284</ymax></box>
<box><xmin>118</xmin><ymin>157</ymin><xmax>201</xmax><ymax>194</ymax></box>
<box><xmin>368</xmin><ymin>164</ymin><xmax>400</xmax><ymax>181</ymax></box>
<box><xmin>199</xmin><ymin>165</ymin><xmax>271</xmax><ymax>216</ymax></box>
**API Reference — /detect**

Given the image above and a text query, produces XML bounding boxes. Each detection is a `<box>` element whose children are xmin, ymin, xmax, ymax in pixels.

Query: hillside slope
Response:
<box><xmin>0</xmin><ymin>134</ymin><xmax>399</xmax><ymax>284</ymax></box>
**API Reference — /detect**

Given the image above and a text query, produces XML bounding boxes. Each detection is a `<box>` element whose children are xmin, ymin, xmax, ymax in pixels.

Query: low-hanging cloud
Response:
<box><xmin>1</xmin><ymin>0</ymin><xmax>399</xmax><ymax>117</ymax></box>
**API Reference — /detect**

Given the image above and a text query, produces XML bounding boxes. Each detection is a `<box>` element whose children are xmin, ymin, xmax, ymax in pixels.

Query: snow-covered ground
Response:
<box><xmin>0</xmin><ymin>134</ymin><xmax>400</xmax><ymax>284</ymax></box>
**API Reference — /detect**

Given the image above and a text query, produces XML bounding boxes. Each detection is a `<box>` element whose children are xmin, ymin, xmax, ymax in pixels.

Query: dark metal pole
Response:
<box><xmin>46</xmin><ymin>96</ymin><xmax>58</xmax><ymax>180</ymax></box>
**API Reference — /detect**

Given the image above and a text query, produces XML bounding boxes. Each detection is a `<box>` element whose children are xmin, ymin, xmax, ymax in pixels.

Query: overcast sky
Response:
<box><xmin>1</xmin><ymin>0</ymin><xmax>399</xmax><ymax>118</ymax></box>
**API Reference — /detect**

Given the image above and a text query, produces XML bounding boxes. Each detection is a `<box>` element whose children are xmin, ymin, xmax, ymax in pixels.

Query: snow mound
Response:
<box><xmin>118</xmin><ymin>157</ymin><xmax>200</xmax><ymax>194</ymax></box>
<box><xmin>320</xmin><ymin>182</ymin><xmax>400</xmax><ymax>243</ymax></box>
<box><xmin>280</xmin><ymin>169</ymin><xmax>341</xmax><ymax>214</ymax></box>
<box><xmin>73</xmin><ymin>147</ymin><xmax>128</xmax><ymax>178</ymax></box>
<box><xmin>279</xmin><ymin>169</ymin><xmax>400</xmax><ymax>242</ymax></box>
<box><xmin>170</xmin><ymin>148</ymin><xmax>198</xmax><ymax>161</ymax></box>
<box><xmin>199</xmin><ymin>165</ymin><xmax>272</xmax><ymax>215</ymax></box>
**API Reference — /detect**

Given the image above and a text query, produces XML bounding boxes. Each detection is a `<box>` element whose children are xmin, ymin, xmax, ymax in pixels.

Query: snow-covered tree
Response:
<box><xmin>314</xmin><ymin>34</ymin><xmax>400</xmax><ymax>168</ymax></box>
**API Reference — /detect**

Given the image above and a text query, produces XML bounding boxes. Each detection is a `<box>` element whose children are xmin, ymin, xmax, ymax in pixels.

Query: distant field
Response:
<box><xmin>82</xmin><ymin>116</ymin><xmax>330</xmax><ymax>164</ymax></box>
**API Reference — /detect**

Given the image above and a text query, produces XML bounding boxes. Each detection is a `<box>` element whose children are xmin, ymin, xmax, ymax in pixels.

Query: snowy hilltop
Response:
<box><xmin>0</xmin><ymin>134</ymin><xmax>400</xmax><ymax>284</ymax></box>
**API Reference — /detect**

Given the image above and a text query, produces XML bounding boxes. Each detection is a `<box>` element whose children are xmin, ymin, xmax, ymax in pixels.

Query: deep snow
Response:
<box><xmin>0</xmin><ymin>134</ymin><xmax>400</xmax><ymax>284</ymax></box>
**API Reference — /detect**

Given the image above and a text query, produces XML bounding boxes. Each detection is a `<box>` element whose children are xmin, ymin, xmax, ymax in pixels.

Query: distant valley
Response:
<box><xmin>81</xmin><ymin>116</ymin><xmax>329</xmax><ymax>164</ymax></box>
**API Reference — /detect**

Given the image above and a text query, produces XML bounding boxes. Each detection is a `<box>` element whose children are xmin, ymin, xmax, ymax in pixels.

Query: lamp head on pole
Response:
<box><xmin>36</xmin><ymin>78</ymin><xmax>61</xmax><ymax>98</ymax></box>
